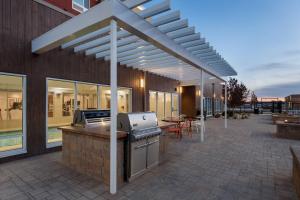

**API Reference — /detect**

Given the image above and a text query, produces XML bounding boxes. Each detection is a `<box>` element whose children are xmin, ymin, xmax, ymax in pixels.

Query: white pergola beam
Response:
<box><xmin>32</xmin><ymin>0</ymin><xmax>114</xmax><ymax>54</ymax></box>
<box><xmin>63</xmin><ymin>9</ymin><xmax>180</xmax><ymax>50</ymax></box>
<box><xmin>32</xmin><ymin>0</ymin><xmax>237</xmax><ymax>84</ymax></box>
<box><xmin>122</xmin><ymin>54</ymin><xmax>174</xmax><ymax>65</ymax></box>
<box><xmin>61</xmin><ymin>26</ymin><xmax>110</xmax><ymax>49</ymax></box>
<box><xmin>174</xmin><ymin>33</ymin><xmax>201</xmax><ymax>44</ymax></box>
<box><xmin>123</xmin><ymin>0</ymin><xmax>151</xmax><ymax>9</ymax></box>
<box><xmin>167</xmin><ymin>27</ymin><xmax>195</xmax><ymax>39</ymax></box>
<box><xmin>118</xmin><ymin>49</ymin><xmax>163</xmax><ymax>62</ymax></box>
<box><xmin>192</xmin><ymin>47</ymin><xmax>212</xmax><ymax>55</ymax></box>
<box><xmin>151</xmin><ymin>10</ymin><xmax>181</xmax><ymax>26</ymax></box>
<box><xmin>138</xmin><ymin>0</ymin><xmax>171</xmax><ymax>19</ymax></box>
<box><xmin>158</xmin><ymin>19</ymin><xmax>188</xmax><ymax>33</ymax></box>
<box><xmin>104</xmin><ymin>27</ymin><xmax>200</xmax><ymax>61</ymax></box>
<box><xmin>186</xmin><ymin>43</ymin><xmax>210</xmax><ymax>51</ymax></box>
<box><xmin>181</xmin><ymin>39</ymin><xmax>205</xmax><ymax>48</ymax></box>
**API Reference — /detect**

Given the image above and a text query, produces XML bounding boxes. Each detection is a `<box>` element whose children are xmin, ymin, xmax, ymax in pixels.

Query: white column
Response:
<box><xmin>200</xmin><ymin>70</ymin><xmax>205</xmax><ymax>142</ymax></box>
<box><xmin>225</xmin><ymin>81</ymin><xmax>228</xmax><ymax>128</ymax></box>
<box><xmin>110</xmin><ymin>20</ymin><xmax>117</xmax><ymax>194</ymax></box>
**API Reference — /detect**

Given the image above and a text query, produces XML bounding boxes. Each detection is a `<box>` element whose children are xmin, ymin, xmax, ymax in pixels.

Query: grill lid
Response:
<box><xmin>117</xmin><ymin>112</ymin><xmax>161</xmax><ymax>140</ymax></box>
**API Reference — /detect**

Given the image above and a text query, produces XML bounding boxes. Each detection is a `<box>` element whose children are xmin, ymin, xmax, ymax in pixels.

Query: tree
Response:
<box><xmin>227</xmin><ymin>78</ymin><xmax>249</xmax><ymax>112</ymax></box>
<box><xmin>250</xmin><ymin>91</ymin><xmax>258</xmax><ymax>109</ymax></box>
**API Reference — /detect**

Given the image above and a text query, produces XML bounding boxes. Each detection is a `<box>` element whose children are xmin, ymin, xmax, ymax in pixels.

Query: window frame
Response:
<box><xmin>46</xmin><ymin>77</ymin><xmax>132</xmax><ymax>148</ymax></box>
<box><xmin>72</xmin><ymin>0</ymin><xmax>90</xmax><ymax>13</ymax></box>
<box><xmin>149</xmin><ymin>90</ymin><xmax>179</xmax><ymax>119</ymax></box>
<box><xmin>0</xmin><ymin>72</ymin><xmax>27</xmax><ymax>158</ymax></box>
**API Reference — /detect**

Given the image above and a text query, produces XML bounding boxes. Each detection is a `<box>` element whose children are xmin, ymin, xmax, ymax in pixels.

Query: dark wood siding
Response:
<box><xmin>0</xmin><ymin>0</ymin><xmax>179</xmax><ymax>160</ymax></box>
<box><xmin>181</xmin><ymin>86</ymin><xmax>197</xmax><ymax>117</ymax></box>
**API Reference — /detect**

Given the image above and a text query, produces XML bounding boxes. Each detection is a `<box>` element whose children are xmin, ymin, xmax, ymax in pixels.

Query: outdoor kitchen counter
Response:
<box><xmin>59</xmin><ymin>121</ymin><xmax>176</xmax><ymax>189</ymax></box>
<box><xmin>59</xmin><ymin>124</ymin><xmax>126</xmax><ymax>189</ymax></box>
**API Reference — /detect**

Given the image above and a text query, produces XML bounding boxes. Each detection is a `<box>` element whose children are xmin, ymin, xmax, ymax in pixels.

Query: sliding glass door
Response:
<box><xmin>149</xmin><ymin>91</ymin><xmax>179</xmax><ymax>119</ymax></box>
<box><xmin>171</xmin><ymin>93</ymin><xmax>179</xmax><ymax>117</ymax></box>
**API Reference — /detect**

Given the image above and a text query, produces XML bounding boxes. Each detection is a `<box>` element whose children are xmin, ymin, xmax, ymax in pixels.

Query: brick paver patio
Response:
<box><xmin>0</xmin><ymin>115</ymin><xmax>299</xmax><ymax>200</ymax></box>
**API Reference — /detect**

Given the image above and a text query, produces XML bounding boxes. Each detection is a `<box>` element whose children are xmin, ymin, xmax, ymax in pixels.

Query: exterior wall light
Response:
<box><xmin>140</xmin><ymin>78</ymin><xmax>144</xmax><ymax>88</ymax></box>
<box><xmin>179</xmin><ymin>86</ymin><xmax>183</xmax><ymax>94</ymax></box>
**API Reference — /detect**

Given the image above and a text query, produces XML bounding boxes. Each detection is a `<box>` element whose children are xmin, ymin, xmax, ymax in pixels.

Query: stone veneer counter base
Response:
<box><xmin>59</xmin><ymin>121</ymin><xmax>176</xmax><ymax>189</ymax></box>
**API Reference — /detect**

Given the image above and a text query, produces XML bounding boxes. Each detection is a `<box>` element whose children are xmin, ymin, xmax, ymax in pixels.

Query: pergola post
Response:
<box><xmin>224</xmin><ymin>81</ymin><xmax>228</xmax><ymax>129</ymax></box>
<box><xmin>200</xmin><ymin>70</ymin><xmax>205</xmax><ymax>142</ymax></box>
<box><xmin>110</xmin><ymin>19</ymin><xmax>117</xmax><ymax>194</ymax></box>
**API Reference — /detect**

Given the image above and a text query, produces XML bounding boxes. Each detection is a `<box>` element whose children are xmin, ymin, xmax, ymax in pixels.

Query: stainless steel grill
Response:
<box><xmin>117</xmin><ymin>112</ymin><xmax>161</xmax><ymax>181</ymax></box>
<box><xmin>72</xmin><ymin>109</ymin><xmax>110</xmax><ymax>127</ymax></box>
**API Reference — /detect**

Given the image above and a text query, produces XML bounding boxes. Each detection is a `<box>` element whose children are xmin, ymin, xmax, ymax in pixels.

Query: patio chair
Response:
<box><xmin>167</xmin><ymin>126</ymin><xmax>182</xmax><ymax>139</ymax></box>
<box><xmin>192</xmin><ymin>119</ymin><xmax>205</xmax><ymax>134</ymax></box>
<box><xmin>182</xmin><ymin>118</ymin><xmax>193</xmax><ymax>137</ymax></box>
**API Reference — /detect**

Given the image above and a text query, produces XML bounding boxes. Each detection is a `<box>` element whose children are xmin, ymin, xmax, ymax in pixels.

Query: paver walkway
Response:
<box><xmin>0</xmin><ymin>115</ymin><xmax>299</xmax><ymax>200</ymax></box>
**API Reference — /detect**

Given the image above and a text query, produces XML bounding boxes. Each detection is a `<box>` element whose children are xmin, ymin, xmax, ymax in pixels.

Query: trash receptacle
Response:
<box><xmin>254</xmin><ymin>108</ymin><xmax>259</xmax><ymax>114</ymax></box>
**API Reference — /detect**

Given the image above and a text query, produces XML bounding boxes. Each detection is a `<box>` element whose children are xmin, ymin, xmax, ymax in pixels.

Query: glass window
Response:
<box><xmin>77</xmin><ymin>83</ymin><xmax>97</xmax><ymax>110</ymax></box>
<box><xmin>47</xmin><ymin>80</ymin><xmax>75</xmax><ymax>145</ymax></box>
<box><xmin>157</xmin><ymin>92</ymin><xmax>165</xmax><ymax>120</ymax></box>
<box><xmin>205</xmin><ymin>98</ymin><xmax>212</xmax><ymax>116</ymax></box>
<box><xmin>118</xmin><ymin>88</ymin><xmax>132</xmax><ymax>113</ymax></box>
<box><xmin>73</xmin><ymin>0</ymin><xmax>89</xmax><ymax>11</ymax></box>
<box><xmin>99</xmin><ymin>86</ymin><xmax>132</xmax><ymax>113</ymax></box>
<box><xmin>0</xmin><ymin>74</ymin><xmax>24</xmax><ymax>153</ymax></box>
<box><xmin>149</xmin><ymin>91</ymin><xmax>157</xmax><ymax>113</ymax></box>
<box><xmin>172</xmin><ymin>93</ymin><xmax>179</xmax><ymax>117</ymax></box>
<box><xmin>165</xmin><ymin>93</ymin><xmax>172</xmax><ymax>118</ymax></box>
<box><xmin>149</xmin><ymin>91</ymin><xmax>179</xmax><ymax>119</ymax></box>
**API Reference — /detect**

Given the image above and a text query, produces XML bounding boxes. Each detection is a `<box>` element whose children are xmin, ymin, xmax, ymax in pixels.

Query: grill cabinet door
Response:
<box><xmin>147</xmin><ymin>136</ymin><xmax>160</xmax><ymax>168</ymax></box>
<box><xmin>131</xmin><ymin>139</ymin><xmax>147</xmax><ymax>178</ymax></box>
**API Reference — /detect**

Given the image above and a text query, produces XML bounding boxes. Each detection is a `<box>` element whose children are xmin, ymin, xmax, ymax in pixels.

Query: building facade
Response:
<box><xmin>0</xmin><ymin>0</ymin><xmax>224</xmax><ymax>161</ymax></box>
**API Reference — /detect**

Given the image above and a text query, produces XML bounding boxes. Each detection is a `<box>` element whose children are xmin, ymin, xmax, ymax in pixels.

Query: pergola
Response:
<box><xmin>31</xmin><ymin>0</ymin><xmax>237</xmax><ymax>194</ymax></box>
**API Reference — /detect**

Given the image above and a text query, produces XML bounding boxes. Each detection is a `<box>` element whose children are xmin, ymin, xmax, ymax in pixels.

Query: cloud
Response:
<box><xmin>284</xmin><ymin>49</ymin><xmax>300</xmax><ymax>57</ymax></box>
<box><xmin>254</xmin><ymin>81</ymin><xmax>300</xmax><ymax>97</ymax></box>
<box><xmin>247</xmin><ymin>62</ymin><xmax>299</xmax><ymax>71</ymax></box>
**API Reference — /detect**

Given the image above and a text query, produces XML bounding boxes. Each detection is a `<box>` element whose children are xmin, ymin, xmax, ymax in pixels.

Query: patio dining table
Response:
<box><xmin>162</xmin><ymin>117</ymin><xmax>186</xmax><ymax>138</ymax></box>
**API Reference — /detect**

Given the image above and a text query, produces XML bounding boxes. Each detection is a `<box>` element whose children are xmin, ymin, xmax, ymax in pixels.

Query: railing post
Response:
<box><xmin>225</xmin><ymin>81</ymin><xmax>228</xmax><ymax>129</ymax></box>
<box><xmin>200</xmin><ymin>70</ymin><xmax>205</xmax><ymax>142</ymax></box>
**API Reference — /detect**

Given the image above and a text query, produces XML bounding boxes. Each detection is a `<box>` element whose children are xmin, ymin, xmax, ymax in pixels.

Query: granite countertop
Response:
<box><xmin>59</xmin><ymin>121</ymin><xmax>177</xmax><ymax>140</ymax></box>
<box><xmin>59</xmin><ymin>124</ymin><xmax>127</xmax><ymax>140</ymax></box>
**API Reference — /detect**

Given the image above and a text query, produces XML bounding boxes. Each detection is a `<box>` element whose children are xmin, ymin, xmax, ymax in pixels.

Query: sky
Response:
<box><xmin>145</xmin><ymin>0</ymin><xmax>300</xmax><ymax>98</ymax></box>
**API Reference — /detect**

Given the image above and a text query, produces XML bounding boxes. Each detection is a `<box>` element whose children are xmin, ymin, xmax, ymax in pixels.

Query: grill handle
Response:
<box><xmin>134</xmin><ymin>143</ymin><xmax>148</xmax><ymax>150</ymax></box>
<box><xmin>148</xmin><ymin>140</ymin><xmax>159</xmax><ymax>146</ymax></box>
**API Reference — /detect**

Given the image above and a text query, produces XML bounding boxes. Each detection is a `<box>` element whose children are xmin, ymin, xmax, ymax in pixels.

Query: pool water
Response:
<box><xmin>0</xmin><ymin>128</ymin><xmax>62</xmax><ymax>150</ymax></box>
